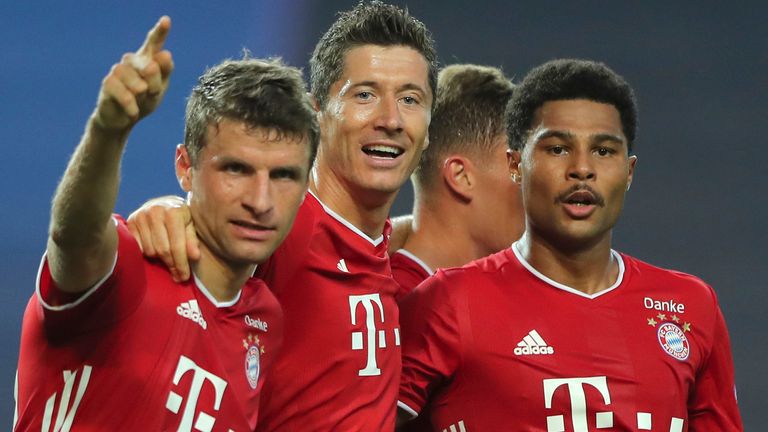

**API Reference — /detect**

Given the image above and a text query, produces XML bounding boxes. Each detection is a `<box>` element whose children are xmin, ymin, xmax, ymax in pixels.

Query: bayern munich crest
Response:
<box><xmin>243</xmin><ymin>334</ymin><xmax>264</xmax><ymax>389</ymax></box>
<box><xmin>657</xmin><ymin>322</ymin><xmax>690</xmax><ymax>360</ymax></box>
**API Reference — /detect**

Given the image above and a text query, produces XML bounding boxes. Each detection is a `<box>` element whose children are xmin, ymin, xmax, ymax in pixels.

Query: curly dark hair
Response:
<box><xmin>309</xmin><ymin>1</ymin><xmax>438</xmax><ymax>111</ymax></box>
<box><xmin>505</xmin><ymin>59</ymin><xmax>638</xmax><ymax>152</ymax></box>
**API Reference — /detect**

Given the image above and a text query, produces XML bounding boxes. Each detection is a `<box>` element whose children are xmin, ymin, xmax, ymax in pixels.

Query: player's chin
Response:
<box><xmin>230</xmin><ymin>242</ymin><xmax>279</xmax><ymax>266</ymax></box>
<box><xmin>362</xmin><ymin>171</ymin><xmax>411</xmax><ymax>194</ymax></box>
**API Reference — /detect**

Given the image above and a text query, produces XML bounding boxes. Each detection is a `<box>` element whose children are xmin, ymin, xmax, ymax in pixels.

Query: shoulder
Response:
<box><xmin>621</xmin><ymin>253</ymin><xmax>720</xmax><ymax>316</ymax></box>
<box><xmin>438</xmin><ymin>248</ymin><xmax>517</xmax><ymax>285</ymax></box>
<box><xmin>624</xmin><ymin>254</ymin><xmax>716</xmax><ymax>296</ymax></box>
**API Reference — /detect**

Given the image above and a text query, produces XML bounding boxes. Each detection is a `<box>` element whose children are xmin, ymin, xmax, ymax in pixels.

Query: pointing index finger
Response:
<box><xmin>137</xmin><ymin>15</ymin><xmax>171</xmax><ymax>58</ymax></box>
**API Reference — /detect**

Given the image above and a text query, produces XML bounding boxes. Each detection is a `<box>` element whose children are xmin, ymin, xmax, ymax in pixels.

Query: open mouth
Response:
<box><xmin>560</xmin><ymin>189</ymin><xmax>603</xmax><ymax>207</ymax></box>
<box><xmin>566</xmin><ymin>194</ymin><xmax>596</xmax><ymax>206</ymax></box>
<box><xmin>362</xmin><ymin>144</ymin><xmax>404</xmax><ymax>159</ymax></box>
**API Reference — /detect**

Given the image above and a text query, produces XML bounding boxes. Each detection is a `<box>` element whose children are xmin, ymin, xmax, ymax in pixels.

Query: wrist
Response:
<box><xmin>88</xmin><ymin>115</ymin><xmax>133</xmax><ymax>143</ymax></box>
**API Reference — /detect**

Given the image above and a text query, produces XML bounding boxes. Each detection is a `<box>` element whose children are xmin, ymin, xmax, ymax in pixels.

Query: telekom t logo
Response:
<box><xmin>166</xmin><ymin>355</ymin><xmax>228</xmax><ymax>432</ymax></box>
<box><xmin>349</xmin><ymin>294</ymin><xmax>399</xmax><ymax>376</ymax></box>
<box><xmin>543</xmin><ymin>376</ymin><xmax>612</xmax><ymax>432</ymax></box>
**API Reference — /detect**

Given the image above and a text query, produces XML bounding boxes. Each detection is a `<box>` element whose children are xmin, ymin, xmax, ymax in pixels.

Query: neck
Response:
<box><xmin>310</xmin><ymin>168</ymin><xmax>395</xmax><ymax>239</ymax></box>
<box><xmin>404</xmin><ymin>198</ymin><xmax>491</xmax><ymax>270</ymax></box>
<box><xmin>516</xmin><ymin>230</ymin><xmax>617</xmax><ymax>295</ymax></box>
<box><xmin>192</xmin><ymin>244</ymin><xmax>254</xmax><ymax>303</ymax></box>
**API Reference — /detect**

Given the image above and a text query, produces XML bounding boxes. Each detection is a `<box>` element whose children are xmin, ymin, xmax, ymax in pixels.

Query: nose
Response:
<box><xmin>567</xmin><ymin>149</ymin><xmax>595</xmax><ymax>181</ymax></box>
<box><xmin>374</xmin><ymin>95</ymin><xmax>404</xmax><ymax>133</ymax></box>
<box><xmin>242</xmin><ymin>171</ymin><xmax>273</xmax><ymax>216</ymax></box>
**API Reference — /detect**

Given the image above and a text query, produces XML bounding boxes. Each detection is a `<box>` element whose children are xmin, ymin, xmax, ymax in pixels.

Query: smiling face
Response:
<box><xmin>510</xmin><ymin>99</ymin><xmax>636</xmax><ymax>251</ymax></box>
<box><xmin>177</xmin><ymin>119</ymin><xmax>310</xmax><ymax>267</ymax></box>
<box><xmin>315</xmin><ymin>44</ymin><xmax>432</xmax><ymax>204</ymax></box>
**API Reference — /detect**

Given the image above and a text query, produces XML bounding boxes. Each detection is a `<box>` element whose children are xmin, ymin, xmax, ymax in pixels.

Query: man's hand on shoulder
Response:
<box><xmin>127</xmin><ymin>195</ymin><xmax>199</xmax><ymax>282</ymax></box>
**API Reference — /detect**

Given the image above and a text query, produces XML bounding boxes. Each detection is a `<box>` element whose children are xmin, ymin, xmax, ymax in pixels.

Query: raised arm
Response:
<box><xmin>47</xmin><ymin>17</ymin><xmax>173</xmax><ymax>294</ymax></box>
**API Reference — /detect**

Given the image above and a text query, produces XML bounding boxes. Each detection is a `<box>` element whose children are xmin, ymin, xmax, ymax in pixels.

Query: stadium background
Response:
<box><xmin>1</xmin><ymin>0</ymin><xmax>765</xmax><ymax>428</ymax></box>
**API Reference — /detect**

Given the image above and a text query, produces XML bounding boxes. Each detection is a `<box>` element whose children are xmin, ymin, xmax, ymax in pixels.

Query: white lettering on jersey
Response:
<box><xmin>543</xmin><ymin>376</ymin><xmax>613</xmax><ymax>431</ymax></box>
<box><xmin>166</xmin><ymin>355</ymin><xmax>228</xmax><ymax>432</ymax></box>
<box><xmin>514</xmin><ymin>329</ymin><xmax>555</xmax><ymax>355</ymax></box>
<box><xmin>244</xmin><ymin>315</ymin><xmax>268</xmax><ymax>332</ymax></box>
<box><xmin>349</xmin><ymin>294</ymin><xmax>391</xmax><ymax>376</ymax></box>
<box><xmin>177</xmin><ymin>300</ymin><xmax>208</xmax><ymax>329</ymax></box>
<box><xmin>41</xmin><ymin>365</ymin><xmax>92</xmax><ymax>432</ymax></box>
<box><xmin>643</xmin><ymin>297</ymin><xmax>685</xmax><ymax>313</ymax></box>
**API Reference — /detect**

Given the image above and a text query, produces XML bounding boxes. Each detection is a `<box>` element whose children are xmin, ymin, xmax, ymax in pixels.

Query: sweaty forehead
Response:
<box><xmin>337</xmin><ymin>44</ymin><xmax>430</xmax><ymax>91</ymax></box>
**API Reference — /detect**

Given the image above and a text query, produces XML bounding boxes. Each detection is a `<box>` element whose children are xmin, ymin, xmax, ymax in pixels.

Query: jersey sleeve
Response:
<box><xmin>687</xmin><ymin>287</ymin><xmax>743</xmax><ymax>431</ymax></box>
<box><xmin>398</xmin><ymin>271</ymin><xmax>463</xmax><ymax>417</ymax></box>
<box><xmin>35</xmin><ymin>216</ymin><xmax>147</xmax><ymax>338</ymax></box>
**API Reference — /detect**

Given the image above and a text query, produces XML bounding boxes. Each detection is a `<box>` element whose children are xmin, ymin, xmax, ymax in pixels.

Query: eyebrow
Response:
<box><xmin>534</xmin><ymin>129</ymin><xmax>625</xmax><ymax>145</ymax></box>
<box><xmin>350</xmin><ymin>80</ymin><xmax>428</xmax><ymax>96</ymax></box>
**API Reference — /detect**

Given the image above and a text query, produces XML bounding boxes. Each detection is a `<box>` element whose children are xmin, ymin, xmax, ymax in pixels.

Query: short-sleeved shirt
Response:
<box><xmin>391</xmin><ymin>249</ymin><xmax>433</xmax><ymax>301</ymax></box>
<box><xmin>15</xmin><ymin>217</ymin><xmax>283</xmax><ymax>431</ymax></box>
<box><xmin>399</xmin><ymin>242</ymin><xmax>743</xmax><ymax>431</ymax></box>
<box><xmin>255</xmin><ymin>192</ymin><xmax>401</xmax><ymax>431</ymax></box>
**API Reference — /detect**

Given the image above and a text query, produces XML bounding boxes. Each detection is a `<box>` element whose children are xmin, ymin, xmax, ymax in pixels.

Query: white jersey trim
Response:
<box><xmin>192</xmin><ymin>273</ymin><xmax>242</xmax><ymax>308</ymax></box>
<box><xmin>308</xmin><ymin>190</ymin><xmax>384</xmax><ymax>246</ymax></box>
<box><xmin>397</xmin><ymin>400</ymin><xmax>419</xmax><ymax>419</ymax></box>
<box><xmin>395</xmin><ymin>249</ymin><xmax>434</xmax><ymax>275</ymax></box>
<box><xmin>36</xmin><ymin>218</ymin><xmax>121</xmax><ymax>311</ymax></box>
<box><xmin>511</xmin><ymin>241</ymin><xmax>625</xmax><ymax>300</ymax></box>
<box><xmin>13</xmin><ymin>369</ymin><xmax>18</xmax><ymax>429</ymax></box>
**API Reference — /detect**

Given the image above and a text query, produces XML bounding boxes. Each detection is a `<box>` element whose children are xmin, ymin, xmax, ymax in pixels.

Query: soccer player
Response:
<box><xmin>390</xmin><ymin>64</ymin><xmax>524</xmax><ymax>300</ymax></box>
<box><xmin>397</xmin><ymin>59</ymin><xmax>743</xmax><ymax>431</ymax></box>
<box><xmin>127</xmin><ymin>2</ymin><xmax>437</xmax><ymax>430</ymax></box>
<box><xmin>14</xmin><ymin>17</ymin><xmax>319</xmax><ymax>431</ymax></box>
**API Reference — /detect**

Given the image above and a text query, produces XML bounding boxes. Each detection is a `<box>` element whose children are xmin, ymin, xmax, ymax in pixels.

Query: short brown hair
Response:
<box><xmin>184</xmin><ymin>57</ymin><xmax>319</xmax><ymax>166</ymax></box>
<box><xmin>414</xmin><ymin>64</ymin><xmax>515</xmax><ymax>189</ymax></box>
<box><xmin>309</xmin><ymin>1</ymin><xmax>438</xmax><ymax>111</ymax></box>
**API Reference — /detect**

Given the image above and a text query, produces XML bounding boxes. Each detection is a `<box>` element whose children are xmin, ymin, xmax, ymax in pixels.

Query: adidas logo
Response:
<box><xmin>177</xmin><ymin>300</ymin><xmax>207</xmax><ymax>330</ymax></box>
<box><xmin>337</xmin><ymin>259</ymin><xmax>349</xmax><ymax>273</ymax></box>
<box><xmin>514</xmin><ymin>329</ymin><xmax>554</xmax><ymax>355</ymax></box>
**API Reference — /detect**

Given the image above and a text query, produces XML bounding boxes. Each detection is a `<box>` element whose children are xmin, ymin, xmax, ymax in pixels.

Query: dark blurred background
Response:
<box><xmin>2</xmin><ymin>0</ymin><xmax>765</xmax><ymax>428</ymax></box>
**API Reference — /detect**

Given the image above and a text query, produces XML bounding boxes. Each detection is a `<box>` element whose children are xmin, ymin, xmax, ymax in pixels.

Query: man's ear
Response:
<box><xmin>175</xmin><ymin>144</ymin><xmax>193</xmax><ymax>192</ymax></box>
<box><xmin>507</xmin><ymin>149</ymin><xmax>522</xmax><ymax>183</ymax></box>
<box><xmin>626</xmin><ymin>155</ymin><xmax>638</xmax><ymax>191</ymax></box>
<box><xmin>442</xmin><ymin>156</ymin><xmax>473</xmax><ymax>202</ymax></box>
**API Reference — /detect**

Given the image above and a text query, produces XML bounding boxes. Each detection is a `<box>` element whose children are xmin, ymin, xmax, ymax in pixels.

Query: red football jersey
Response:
<box><xmin>15</xmin><ymin>218</ymin><xmax>283</xmax><ymax>432</ymax></box>
<box><xmin>255</xmin><ymin>192</ymin><xmax>401</xmax><ymax>431</ymax></box>
<box><xmin>399</xmin><ymin>243</ymin><xmax>743</xmax><ymax>431</ymax></box>
<box><xmin>391</xmin><ymin>249</ymin><xmax>433</xmax><ymax>301</ymax></box>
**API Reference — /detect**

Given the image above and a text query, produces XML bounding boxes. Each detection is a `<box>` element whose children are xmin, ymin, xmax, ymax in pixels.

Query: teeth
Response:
<box><xmin>363</xmin><ymin>145</ymin><xmax>403</xmax><ymax>157</ymax></box>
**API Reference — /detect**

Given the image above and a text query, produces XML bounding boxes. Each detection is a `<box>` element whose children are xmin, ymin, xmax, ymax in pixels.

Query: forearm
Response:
<box><xmin>47</xmin><ymin>119</ymin><xmax>130</xmax><ymax>292</ymax></box>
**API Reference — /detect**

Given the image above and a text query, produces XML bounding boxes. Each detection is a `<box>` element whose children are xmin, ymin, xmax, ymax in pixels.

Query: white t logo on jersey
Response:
<box><xmin>349</xmin><ymin>294</ymin><xmax>388</xmax><ymax>376</ymax></box>
<box><xmin>40</xmin><ymin>365</ymin><xmax>92</xmax><ymax>432</ymax></box>
<box><xmin>166</xmin><ymin>355</ymin><xmax>228</xmax><ymax>432</ymax></box>
<box><xmin>543</xmin><ymin>376</ymin><xmax>613</xmax><ymax>431</ymax></box>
